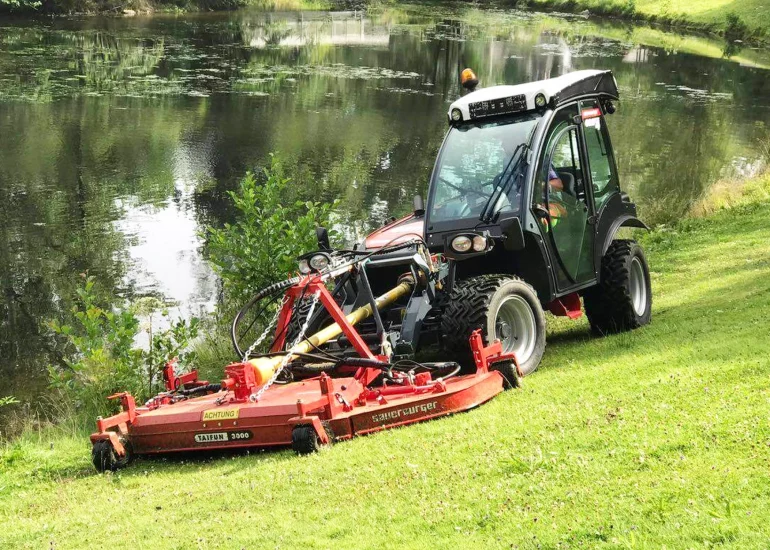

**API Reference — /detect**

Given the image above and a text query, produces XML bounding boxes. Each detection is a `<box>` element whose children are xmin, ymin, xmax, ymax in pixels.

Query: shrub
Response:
<box><xmin>205</xmin><ymin>154</ymin><xmax>338</xmax><ymax>307</ymax></box>
<box><xmin>724</xmin><ymin>12</ymin><xmax>749</xmax><ymax>42</ymax></box>
<box><xmin>46</xmin><ymin>275</ymin><xmax>199</xmax><ymax>416</ymax></box>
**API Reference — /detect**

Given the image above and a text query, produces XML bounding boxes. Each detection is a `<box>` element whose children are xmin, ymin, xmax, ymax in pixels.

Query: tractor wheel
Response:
<box><xmin>291</xmin><ymin>423</ymin><xmax>333</xmax><ymax>455</ymax></box>
<box><xmin>441</xmin><ymin>275</ymin><xmax>546</xmax><ymax>376</ymax></box>
<box><xmin>583</xmin><ymin>240</ymin><xmax>652</xmax><ymax>335</ymax></box>
<box><xmin>92</xmin><ymin>439</ymin><xmax>132</xmax><ymax>473</ymax></box>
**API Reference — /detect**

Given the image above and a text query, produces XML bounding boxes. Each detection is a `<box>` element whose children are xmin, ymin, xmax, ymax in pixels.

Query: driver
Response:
<box><xmin>498</xmin><ymin>138</ymin><xmax>564</xmax><ymax>197</ymax></box>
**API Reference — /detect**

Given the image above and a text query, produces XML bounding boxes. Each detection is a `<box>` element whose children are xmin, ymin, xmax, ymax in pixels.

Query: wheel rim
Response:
<box><xmin>629</xmin><ymin>256</ymin><xmax>647</xmax><ymax>316</ymax></box>
<box><xmin>494</xmin><ymin>295</ymin><xmax>537</xmax><ymax>365</ymax></box>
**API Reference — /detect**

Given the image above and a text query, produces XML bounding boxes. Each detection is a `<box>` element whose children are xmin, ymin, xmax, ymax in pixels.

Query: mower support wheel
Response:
<box><xmin>92</xmin><ymin>438</ymin><xmax>133</xmax><ymax>473</ymax></box>
<box><xmin>583</xmin><ymin>240</ymin><xmax>652</xmax><ymax>335</ymax></box>
<box><xmin>491</xmin><ymin>361</ymin><xmax>521</xmax><ymax>390</ymax></box>
<box><xmin>291</xmin><ymin>423</ymin><xmax>333</xmax><ymax>455</ymax></box>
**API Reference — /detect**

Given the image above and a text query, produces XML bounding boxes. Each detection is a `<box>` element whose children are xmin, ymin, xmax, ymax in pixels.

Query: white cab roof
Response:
<box><xmin>448</xmin><ymin>70</ymin><xmax>616</xmax><ymax>123</ymax></box>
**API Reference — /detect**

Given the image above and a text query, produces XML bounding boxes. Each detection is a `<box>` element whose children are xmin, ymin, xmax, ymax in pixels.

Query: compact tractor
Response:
<box><xmin>91</xmin><ymin>69</ymin><xmax>652</xmax><ymax>472</ymax></box>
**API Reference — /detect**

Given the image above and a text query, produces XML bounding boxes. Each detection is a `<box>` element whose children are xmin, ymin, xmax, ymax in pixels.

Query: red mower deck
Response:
<box><xmin>92</xmin><ymin>368</ymin><xmax>505</xmax><ymax>457</ymax></box>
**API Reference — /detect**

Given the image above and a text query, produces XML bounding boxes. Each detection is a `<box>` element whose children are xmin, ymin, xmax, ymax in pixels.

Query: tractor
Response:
<box><xmin>90</xmin><ymin>69</ymin><xmax>651</xmax><ymax>472</ymax></box>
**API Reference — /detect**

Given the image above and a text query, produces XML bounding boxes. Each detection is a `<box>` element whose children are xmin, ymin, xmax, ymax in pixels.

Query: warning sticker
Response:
<box><xmin>202</xmin><ymin>408</ymin><xmax>239</xmax><ymax>421</ymax></box>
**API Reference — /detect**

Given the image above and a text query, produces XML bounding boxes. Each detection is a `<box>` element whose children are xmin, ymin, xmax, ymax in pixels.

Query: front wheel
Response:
<box><xmin>441</xmin><ymin>275</ymin><xmax>546</xmax><ymax>375</ymax></box>
<box><xmin>583</xmin><ymin>239</ymin><xmax>652</xmax><ymax>335</ymax></box>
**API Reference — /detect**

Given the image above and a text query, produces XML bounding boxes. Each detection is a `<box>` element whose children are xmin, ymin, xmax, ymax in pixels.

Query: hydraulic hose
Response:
<box><xmin>231</xmin><ymin>276</ymin><xmax>301</xmax><ymax>357</ymax></box>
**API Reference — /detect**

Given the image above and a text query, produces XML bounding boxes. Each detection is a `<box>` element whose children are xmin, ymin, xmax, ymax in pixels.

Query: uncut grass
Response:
<box><xmin>2</xmin><ymin>198</ymin><xmax>770</xmax><ymax>548</ymax></box>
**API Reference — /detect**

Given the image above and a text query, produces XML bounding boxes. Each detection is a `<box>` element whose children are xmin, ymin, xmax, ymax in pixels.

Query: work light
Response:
<box><xmin>451</xmin><ymin>235</ymin><xmax>472</xmax><ymax>252</ymax></box>
<box><xmin>472</xmin><ymin>235</ymin><xmax>487</xmax><ymax>252</ymax></box>
<box><xmin>298</xmin><ymin>252</ymin><xmax>331</xmax><ymax>274</ymax></box>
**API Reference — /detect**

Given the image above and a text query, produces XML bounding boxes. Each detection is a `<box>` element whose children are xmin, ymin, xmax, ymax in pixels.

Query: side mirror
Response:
<box><xmin>316</xmin><ymin>227</ymin><xmax>331</xmax><ymax>251</ymax></box>
<box><xmin>413</xmin><ymin>195</ymin><xmax>425</xmax><ymax>217</ymax></box>
<box><xmin>499</xmin><ymin>217</ymin><xmax>525</xmax><ymax>251</ymax></box>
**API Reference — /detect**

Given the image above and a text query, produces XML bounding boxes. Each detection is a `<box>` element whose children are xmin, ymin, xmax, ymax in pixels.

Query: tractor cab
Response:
<box><xmin>424</xmin><ymin>69</ymin><xmax>645</xmax><ymax>303</ymax></box>
<box><xmin>362</xmin><ymin>69</ymin><xmax>651</xmax><ymax>374</ymax></box>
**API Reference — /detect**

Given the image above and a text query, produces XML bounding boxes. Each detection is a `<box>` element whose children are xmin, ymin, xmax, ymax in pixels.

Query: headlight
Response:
<box><xmin>451</xmin><ymin>235</ymin><xmax>472</xmax><ymax>252</ymax></box>
<box><xmin>298</xmin><ymin>259</ymin><xmax>311</xmax><ymax>274</ymax></box>
<box><xmin>535</xmin><ymin>93</ymin><xmax>547</xmax><ymax>108</ymax></box>
<box><xmin>472</xmin><ymin>235</ymin><xmax>487</xmax><ymax>251</ymax></box>
<box><xmin>308</xmin><ymin>253</ymin><xmax>330</xmax><ymax>271</ymax></box>
<box><xmin>450</xmin><ymin>108</ymin><xmax>462</xmax><ymax>122</ymax></box>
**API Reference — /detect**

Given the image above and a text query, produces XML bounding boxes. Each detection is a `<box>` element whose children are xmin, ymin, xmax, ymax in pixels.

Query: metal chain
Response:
<box><xmin>250</xmin><ymin>289</ymin><xmax>321</xmax><ymax>403</ymax></box>
<box><xmin>240</xmin><ymin>296</ymin><xmax>289</xmax><ymax>362</ymax></box>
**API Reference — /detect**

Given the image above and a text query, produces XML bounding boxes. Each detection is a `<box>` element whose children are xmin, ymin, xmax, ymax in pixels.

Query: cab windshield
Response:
<box><xmin>429</xmin><ymin>113</ymin><xmax>542</xmax><ymax>223</ymax></box>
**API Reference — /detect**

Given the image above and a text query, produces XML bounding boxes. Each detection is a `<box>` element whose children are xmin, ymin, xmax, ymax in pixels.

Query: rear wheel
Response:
<box><xmin>584</xmin><ymin>239</ymin><xmax>652</xmax><ymax>335</ymax></box>
<box><xmin>441</xmin><ymin>275</ymin><xmax>546</xmax><ymax>375</ymax></box>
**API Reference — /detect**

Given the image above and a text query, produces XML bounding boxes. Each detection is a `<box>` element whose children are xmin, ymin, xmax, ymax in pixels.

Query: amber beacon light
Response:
<box><xmin>460</xmin><ymin>68</ymin><xmax>479</xmax><ymax>91</ymax></box>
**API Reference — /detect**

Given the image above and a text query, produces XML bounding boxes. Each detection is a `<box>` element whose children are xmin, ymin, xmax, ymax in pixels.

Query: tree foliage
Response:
<box><xmin>205</xmin><ymin>155</ymin><xmax>338</xmax><ymax>306</ymax></box>
<box><xmin>47</xmin><ymin>275</ymin><xmax>199</xmax><ymax>415</ymax></box>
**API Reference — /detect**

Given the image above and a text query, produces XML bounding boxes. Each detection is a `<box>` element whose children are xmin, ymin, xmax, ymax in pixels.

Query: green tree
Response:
<box><xmin>205</xmin><ymin>155</ymin><xmax>338</xmax><ymax>305</ymax></box>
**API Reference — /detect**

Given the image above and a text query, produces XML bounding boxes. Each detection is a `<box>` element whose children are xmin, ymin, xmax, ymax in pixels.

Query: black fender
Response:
<box><xmin>601</xmin><ymin>215</ymin><xmax>649</xmax><ymax>256</ymax></box>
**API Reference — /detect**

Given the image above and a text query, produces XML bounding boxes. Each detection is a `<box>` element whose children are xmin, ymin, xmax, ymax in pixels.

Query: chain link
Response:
<box><xmin>250</xmin><ymin>289</ymin><xmax>321</xmax><ymax>403</ymax></box>
<box><xmin>240</xmin><ymin>295</ymin><xmax>289</xmax><ymax>362</ymax></box>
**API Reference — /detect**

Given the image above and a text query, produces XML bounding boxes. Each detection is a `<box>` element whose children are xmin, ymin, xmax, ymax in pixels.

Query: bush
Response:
<box><xmin>46</xmin><ymin>275</ymin><xmax>199</xmax><ymax>416</ymax></box>
<box><xmin>724</xmin><ymin>12</ymin><xmax>749</xmax><ymax>41</ymax></box>
<box><xmin>205</xmin><ymin>154</ymin><xmax>338</xmax><ymax>307</ymax></box>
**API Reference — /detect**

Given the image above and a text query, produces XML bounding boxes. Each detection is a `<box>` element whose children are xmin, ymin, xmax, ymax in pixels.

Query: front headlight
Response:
<box><xmin>472</xmin><ymin>235</ymin><xmax>487</xmax><ymax>251</ymax></box>
<box><xmin>309</xmin><ymin>253</ymin><xmax>330</xmax><ymax>271</ymax></box>
<box><xmin>451</xmin><ymin>235</ymin><xmax>472</xmax><ymax>252</ymax></box>
<box><xmin>298</xmin><ymin>259</ymin><xmax>311</xmax><ymax>275</ymax></box>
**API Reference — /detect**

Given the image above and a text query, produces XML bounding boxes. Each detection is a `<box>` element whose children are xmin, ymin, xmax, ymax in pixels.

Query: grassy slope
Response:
<box><xmin>525</xmin><ymin>0</ymin><xmax>770</xmax><ymax>35</ymax></box>
<box><xmin>2</xmin><ymin>179</ymin><xmax>770</xmax><ymax>548</ymax></box>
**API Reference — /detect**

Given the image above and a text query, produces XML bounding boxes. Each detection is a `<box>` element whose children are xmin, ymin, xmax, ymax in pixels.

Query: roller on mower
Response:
<box><xmin>91</xmin><ymin>69</ymin><xmax>652</xmax><ymax>472</ymax></box>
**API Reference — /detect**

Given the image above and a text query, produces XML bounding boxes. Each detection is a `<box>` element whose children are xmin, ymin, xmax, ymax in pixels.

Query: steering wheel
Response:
<box><xmin>437</xmin><ymin>176</ymin><xmax>488</xmax><ymax>199</ymax></box>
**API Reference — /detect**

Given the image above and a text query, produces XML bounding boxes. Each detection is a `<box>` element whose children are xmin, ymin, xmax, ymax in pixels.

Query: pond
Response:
<box><xmin>1</xmin><ymin>4</ymin><xmax>770</xmax><ymax>412</ymax></box>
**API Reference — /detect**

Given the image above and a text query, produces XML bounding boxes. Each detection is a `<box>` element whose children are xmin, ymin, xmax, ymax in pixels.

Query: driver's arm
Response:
<box><xmin>548</xmin><ymin>166</ymin><xmax>564</xmax><ymax>192</ymax></box>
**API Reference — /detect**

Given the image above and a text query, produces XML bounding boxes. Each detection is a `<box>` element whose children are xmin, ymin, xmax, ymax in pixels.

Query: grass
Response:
<box><xmin>521</xmin><ymin>0</ymin><xmax>770</xmax><ymax>42</ymax></box>
<box><xmin>2</xmin><ymin>174</ymin><xmax>770</xmax><ymax>548</ymax></box>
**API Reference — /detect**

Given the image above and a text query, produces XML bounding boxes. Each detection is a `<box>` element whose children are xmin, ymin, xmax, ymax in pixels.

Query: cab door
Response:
<box><xmin>533</xmin><ymin>103</ymin><xmax>597</xmax><ymax>291</ymax></box>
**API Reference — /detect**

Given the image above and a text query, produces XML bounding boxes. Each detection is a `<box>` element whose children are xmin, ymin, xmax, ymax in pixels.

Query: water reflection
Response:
<box><xmin>1</xmin><ymin>6</ymin><xmax>769</xmax><ymax>411</ymax></box>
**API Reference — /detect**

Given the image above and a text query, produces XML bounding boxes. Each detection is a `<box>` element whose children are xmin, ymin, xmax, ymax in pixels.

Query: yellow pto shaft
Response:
<box><xmin>248</xmin><ymin>280</ymin><xmax>413</xmax><ymax>385</ymax></box>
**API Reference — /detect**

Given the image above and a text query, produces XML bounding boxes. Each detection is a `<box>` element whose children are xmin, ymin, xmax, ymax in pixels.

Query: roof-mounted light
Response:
<box><xmin>460</xmin><ymin>68</ymin><xmax>479</xmax><ymax>91</ymax></box>
<box><xmin>535</xmin><ymin>93</ymin><xmax>547</xmax><ymax>109</ymax></box>
<box><xmin>450</xmin><ymin>108</ymin><xmax>462</xmax><ymax>122</ymax></box>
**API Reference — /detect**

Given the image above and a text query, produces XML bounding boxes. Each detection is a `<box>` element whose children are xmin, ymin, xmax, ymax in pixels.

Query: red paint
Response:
<box><xmin>547</xmin><ymin>293</ymin><xmax>583</xmax><ymax>320</ymax></box>
<box><xmin>364</xmin><ymin>215</ymin><xmax>425</xmax><ymax>249</ymax></box>
<box><xmin>162</xmin><ymin>359</ymin><xmax>207</xmax><ymax>391</ymax></box>
<box><xmin>470</xmin><ymin>329</ymin><xmax>522</xmax><ymax>377</ymax></box>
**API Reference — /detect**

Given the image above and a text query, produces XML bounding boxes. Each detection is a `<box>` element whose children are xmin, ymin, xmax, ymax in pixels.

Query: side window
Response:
<box><xmin>534</xmin><ymin>104</ymin><xmax>582</xmax><ymax>206</ymax></box>
<box><xmin>580</xmin><ymin>99</ymin><xmax>619</xmax><ymax>210</ymax></box>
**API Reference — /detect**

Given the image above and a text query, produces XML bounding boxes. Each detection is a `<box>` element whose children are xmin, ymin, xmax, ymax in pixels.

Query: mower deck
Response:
<box><xmin>94</xmin><ymin>370</ymin><xmax>505</xmax><ymax>456</ymax></box>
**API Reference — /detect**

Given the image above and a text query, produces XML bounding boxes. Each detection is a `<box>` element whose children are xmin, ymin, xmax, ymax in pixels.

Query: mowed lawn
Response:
<box><xmin>2</xmin><ymin>196</ymin><xmax>770</xmax><ymax>549</ymax></box>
